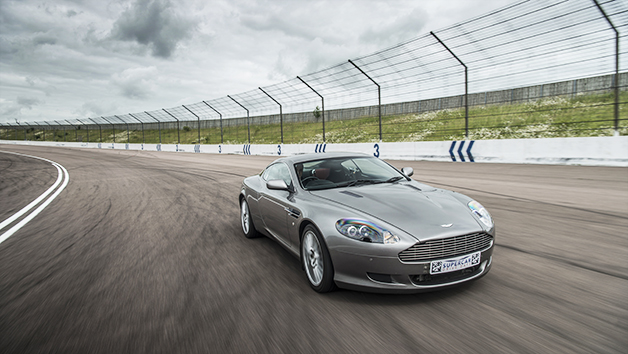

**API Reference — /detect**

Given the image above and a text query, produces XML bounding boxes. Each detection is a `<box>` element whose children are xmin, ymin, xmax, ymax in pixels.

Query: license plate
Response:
<box><xmin>430</xmin><ymin>252</ymin><xmax>481</xmax><ymax>274</ymax></box>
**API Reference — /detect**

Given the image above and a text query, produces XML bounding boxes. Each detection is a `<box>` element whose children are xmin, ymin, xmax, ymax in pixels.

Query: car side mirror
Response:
<box><xmin>267</xmin><ymin>179</ymin><xmax>292</xmax><ymax>192</ymax></box>
<box><xmin>401</xmin><ymin>167</ymin><xmax>414</xmax><ymax>177</ymax></box>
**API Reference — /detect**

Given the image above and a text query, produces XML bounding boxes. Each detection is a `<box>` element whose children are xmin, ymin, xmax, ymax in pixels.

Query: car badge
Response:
<box><xmin>441</xmin><ymin>223</ymin><xmax>453</xmax><ymax>228</ymax></box>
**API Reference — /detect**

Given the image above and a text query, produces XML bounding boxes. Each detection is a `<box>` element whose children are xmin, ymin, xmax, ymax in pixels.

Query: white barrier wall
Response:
<box><xmin>2</xmin><ymin>136</ymin><xmax>627</xmax><ymax>167</ymax></box>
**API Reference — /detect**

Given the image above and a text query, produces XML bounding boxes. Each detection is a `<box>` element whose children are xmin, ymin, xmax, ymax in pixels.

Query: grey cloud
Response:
<box><xmin>110</xmin><ymin>0</ymin><xmax>197</xmax><ymax>58</ymax></box>
<box><xmin>0</xmin><ymin>37</ymin><xmax>19</xmax><ymax>56</ymax></box>
<box><xmin>358</xmin><ymin>8</ymin><xmax>427</xmax><ymax>47</ymax></box>
<box><xmin>0</xmin><ymin>102</ymin><xmax>21</xmax><ymax>120</ymax></box>
<box><xmin>17</xmin><ymin>96</ymin><xmax>43</xmax><ymax>109</ymax></box>
<box><xmin>75</xmin><ymin>101</ymin><xmax>118</xmax><ymax>117</ymax></box>
<box><xmin>268</xmin><ymin>52</ymin><xmax>293</xmax><ymax>81</ymax></box>
<box><xmin>0</xmin><ymin>96</ymin><xmax>43</xmax><ymax>122</ymax></box>
<box><xmin>33</xmin><ymin>34</ymin><xmax>57</xmax><ymax>46</ymax></box>
<box><xmin>241</xmin><ymin>13</ymin><xmax>318</xmax><ymax>42</ymax></box>
<box><xmin>111</xmin><ymin>66</ymin><xmax>157</xmax><ymax>99</ymax></box>
<box><xmin>67</xmin><ymin>10</ymin><xmax>78</xmax><ymax>17</ymax></box>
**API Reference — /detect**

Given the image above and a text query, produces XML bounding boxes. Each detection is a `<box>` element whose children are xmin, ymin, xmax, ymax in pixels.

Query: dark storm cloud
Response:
<box><xmin>110</xmin><ymin>0</ymin><xmax>197</xmax><ymax>58</ymax></box>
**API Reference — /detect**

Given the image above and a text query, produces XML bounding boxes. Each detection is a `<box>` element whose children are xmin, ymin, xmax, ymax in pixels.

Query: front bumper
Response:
<box><xmin>330</xmin><ymin>242</ymin><xmax>494</xmax><ymax>294</ymax></box>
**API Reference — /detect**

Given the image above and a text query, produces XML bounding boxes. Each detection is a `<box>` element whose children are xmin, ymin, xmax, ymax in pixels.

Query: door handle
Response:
<box><xmin>284</xmin><ymin>207</ymin><xmax>301</xmax><ymax>218</ymax></box>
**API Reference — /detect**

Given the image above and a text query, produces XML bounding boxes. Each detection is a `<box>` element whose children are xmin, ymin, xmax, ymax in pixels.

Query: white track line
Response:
<box><xmin>0</xmin><ymin>163</ymin><xmax>63</xmax><ymax>232</ymax></box>
<box><xmin>0</xmin><ymin>151</ymin><xmax>70</xmax><ymax>245</ymax></box>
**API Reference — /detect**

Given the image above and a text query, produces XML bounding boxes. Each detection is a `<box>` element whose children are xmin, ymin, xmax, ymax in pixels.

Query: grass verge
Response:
<box><xmin>2</xmin><ymin>92</ymin><xmax>626</xmax><ymax>144</ymax></box>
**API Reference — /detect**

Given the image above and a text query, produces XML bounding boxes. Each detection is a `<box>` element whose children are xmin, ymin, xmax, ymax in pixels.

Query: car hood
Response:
<box><xmin>309</xmin><ymin>183</ymin><xmax>483</xmax><ymax>242</ymax></box>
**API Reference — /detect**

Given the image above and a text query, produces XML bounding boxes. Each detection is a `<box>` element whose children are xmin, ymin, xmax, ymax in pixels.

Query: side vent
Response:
<box><xmin>340</xmin><ymin>191</ymin><xmax>363</xmax><ymax>198</ymax></box>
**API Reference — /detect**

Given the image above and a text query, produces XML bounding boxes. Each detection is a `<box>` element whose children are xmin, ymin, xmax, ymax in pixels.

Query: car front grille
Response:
<box><xmin>399</xmin><ymin>232</ymin><xmax>493</xmax><ymax>263</ymax></box>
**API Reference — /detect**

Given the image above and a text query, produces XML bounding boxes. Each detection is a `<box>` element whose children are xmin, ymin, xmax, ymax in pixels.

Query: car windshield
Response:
<box><xmin>294</xmin><ymin>157</ymin><xmax>406</xmax><ymax>190</ymax></box>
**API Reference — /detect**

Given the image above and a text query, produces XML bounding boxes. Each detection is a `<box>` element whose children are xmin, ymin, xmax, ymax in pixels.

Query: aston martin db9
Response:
<box><xmin>239</xmin><ymin>152</ymin><xmax>494</xmax><ymax>293</ymax></box>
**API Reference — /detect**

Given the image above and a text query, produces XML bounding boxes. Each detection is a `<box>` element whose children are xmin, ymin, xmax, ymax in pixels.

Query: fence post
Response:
<box><xmin>16</xmin><ymin>122</ymin><xmax>25</xmax><ymax>141</ymax></box>
<box><xmin>88</xmin><ymin>118</ymin><xmax>102</xmax><ymax>142</ymax></box>
<box><xmin>14</xmin><ymin>122</ymin><xmax>20</xmax><ymax>140</ymax></box>
<box><xmin>259</xmin><ymin>87</ymin><xmax>283</xmax><ymax>144</ymax></box>
<box><xmin>431</xmin><ymin>31</ymin><xmax>469</xmax><ymax>139</ymax></box>
<box><xmin>45</xmin><ymin>122</ymin><xmax>56</xmax><ymax>142</ymax></box>
<box><xmin>348</xmin><ymin>59</ymin><xmax>382</xmax><ymax>141</ymax></box>
<box><xmin>101</xmin><ymin>117</ymin><xmax>115</xmax><ymax>143</ymax></box>
<box><xmin>128</xmin><ymin>113</ymin><xmax>144</xmax><ymax>145</ymax></box>
<box><xmin>76</xmin><ymin>119</ymin><xmax>89</xmax><ymax>143</ymax></box>
<box><xmin>22</xmin><ymin>123</ymin><xmax>28</xmax><ymax>140</ymax></box>
<box><xmin>33</xmin><ymin>122</ymin><xmax>44</xmax><ymax>141</ymax></box>
<box><xmin>54</xmin><ymin>120</ymin><xmax>67</xmax><ymax>142</ymax></box>
<box><xmin>65</xmin><ymin>120</ymin><xmax>78</xmax><ymax>142</ymax></box>
<box><xmin>593</xmin><ymin>0</ymin><xmax>620</xmax><ymax>134</ymax></box>
<box><xmin>28</xmin><ymin>123</ymin><xmax>35</xmax><ymax>141</ymax></box>
<box><xmin>182</xmin><ymin>105</ymin><xmax>201</xmax><ymax>144</ymax></box>
<box><xmin>228</xmin><ymin>95</ymin><xmax>251</xmax><ymax>144</ymax></box>
<box><xmin>144</xmin><ymin>111</ymin><xmax>161</xmax><ymax>145</ymax></box>
<box><xmin>114</xmin><ymin>115</ymin><xmax>129</xmax><ymax>143</ymax></box>
<box><xmin>297</xmin><ymin>76</ymin><xmax>325</xmax><ymax>142</ymax></box>
<box><xmin>24</xmin><ymin>123</ymin><xmax>30</xmax><ymax>141</ymax></box>
<box><xmin>203</xmin><ymin>101</ymin><xmax>223</xmax><ymax>144</ymax></box>
<box><xmin>144</xmin><ymin>112</ymin><xmax>161</xmax><ymax>145</ymax></box>
<box><xmin>162</xmin><ymin>108</ymin><xmax>180</xmax><ymax>145</ymax></box>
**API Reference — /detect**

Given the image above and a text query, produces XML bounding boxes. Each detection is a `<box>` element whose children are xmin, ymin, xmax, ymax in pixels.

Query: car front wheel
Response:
<box><xmin>301</xmin><ymin>225</ymin><xmax>335</xmax><ymax>293</ymax></box>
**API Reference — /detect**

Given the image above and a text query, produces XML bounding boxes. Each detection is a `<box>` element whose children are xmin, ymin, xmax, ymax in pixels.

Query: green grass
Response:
<box><xmin>2</xmin><ymin>92</ymin><xmax>626</xmax><ymax>144</ymax></box>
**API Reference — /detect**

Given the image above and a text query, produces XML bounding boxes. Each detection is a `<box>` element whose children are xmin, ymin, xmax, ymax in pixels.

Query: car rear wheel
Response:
<box><xmin>240</xmin><ymin>198</ymin><xmax>259</xmax><ymax>238</ymax></box>
<box><xmin>301</xmin><ymin>225</ymin><xmax>335</xmax><ymax>293</ymax></box>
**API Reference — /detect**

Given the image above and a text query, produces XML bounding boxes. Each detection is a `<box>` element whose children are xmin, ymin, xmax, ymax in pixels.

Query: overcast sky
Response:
<box><xmin>0</xmin><ymin>0</ymin><xmax>516</xmax><ymax>124</ymax></box>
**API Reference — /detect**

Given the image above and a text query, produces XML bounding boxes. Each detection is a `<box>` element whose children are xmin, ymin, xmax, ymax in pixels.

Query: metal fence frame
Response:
<box><xmin>1</xmin><ymin>0</ymin><xmax>627</xmax><ymax>143</ymax></box>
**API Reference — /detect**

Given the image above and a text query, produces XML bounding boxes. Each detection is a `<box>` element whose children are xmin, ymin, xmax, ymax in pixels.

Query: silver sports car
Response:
<box><xmin>239</xmin><ymin>152</ymin><xmax>494</xmax><ymax>293</ymax></box>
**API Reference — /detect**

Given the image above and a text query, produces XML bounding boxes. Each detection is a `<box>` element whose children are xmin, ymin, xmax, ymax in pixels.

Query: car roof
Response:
<box><xmin>272</xmin><ymin>152</ymin><xmax>372</xmax><ymax>165</ymax></box>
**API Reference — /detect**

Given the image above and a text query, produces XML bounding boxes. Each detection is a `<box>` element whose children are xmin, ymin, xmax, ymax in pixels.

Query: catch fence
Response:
<box><xmin>1</xmin><ymin>0</ymin><xmax>627</xmax><ymax>144</ymax></box>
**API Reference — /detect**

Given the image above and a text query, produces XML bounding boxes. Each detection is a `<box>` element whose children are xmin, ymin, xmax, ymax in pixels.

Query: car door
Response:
<box><xmin>259</xmin><ymin>163</ymin><xmax>293</xmax><ymax>247</ymax></box>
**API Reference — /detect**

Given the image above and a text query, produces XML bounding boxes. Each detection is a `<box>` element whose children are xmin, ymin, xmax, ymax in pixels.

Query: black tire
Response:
<box><xmin>301</xmin><ymin>225</ymin><xmax>336</xmax><ymax>293</ymax></box>
<box><xmin>240</xmin><ymin>198</ymin><xmax>260</xmax><ymax>238</ymax></box>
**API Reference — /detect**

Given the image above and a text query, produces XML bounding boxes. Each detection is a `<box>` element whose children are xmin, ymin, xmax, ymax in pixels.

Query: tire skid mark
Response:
<box><xmin>0</xmin><ymin>156</ymin><xmax>14</xmax><ymax>173</ymax></box>
<box><xmin>0</xmin><ymin>164</ymin><xmax>62</xmax><ymax>232</ymax></box>
<box><xmin>0</xmin><ymin>200</ymin><xmax>113</xmax><ymax>306</ymax></box>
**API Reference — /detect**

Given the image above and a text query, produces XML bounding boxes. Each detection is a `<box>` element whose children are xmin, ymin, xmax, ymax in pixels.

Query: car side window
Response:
<box><xmin>263</xmin><ymin>163</ymin><xmax>293</xmax><ymax>188</ymax></box>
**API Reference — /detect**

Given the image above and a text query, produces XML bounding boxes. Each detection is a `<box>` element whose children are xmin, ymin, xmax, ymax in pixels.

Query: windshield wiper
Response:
<box><xmin>336</xmin><ymin>179</ymin><xmax>376</xmax><ymax>188</ymax></box>
<box><xmin>373</xmin><ymin>176</ymin><xmax>405</xmax><ymax>184</ymax></box>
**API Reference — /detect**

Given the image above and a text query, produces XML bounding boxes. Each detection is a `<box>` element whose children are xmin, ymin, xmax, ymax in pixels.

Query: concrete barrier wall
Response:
<box><xmin>3</xmin><ymin>136</ymin><xmax>627</xmax><ymax>167</ymax></box>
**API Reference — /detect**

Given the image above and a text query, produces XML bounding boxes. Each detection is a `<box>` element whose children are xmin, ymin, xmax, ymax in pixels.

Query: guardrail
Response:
<box><xmin>2</xmin><ymin>136</ymin><xmax>626</xmax><ymax>167</ymax></box>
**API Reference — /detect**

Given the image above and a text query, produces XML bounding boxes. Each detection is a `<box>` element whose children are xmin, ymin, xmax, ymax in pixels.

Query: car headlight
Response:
<box><xmin>335</xmin><ymin>219</ymin><xmax>400</xmax><ymax>244</ymax></box>
<box><xmin>468</xmin><ymin>200</ymin><xmax>493</xmax><ymax>228</ymax></box>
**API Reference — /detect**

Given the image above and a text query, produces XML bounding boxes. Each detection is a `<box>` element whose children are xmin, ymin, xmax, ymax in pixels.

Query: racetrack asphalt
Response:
<box><xmin>1</xmin><ymin>145</ymin><xmax>626</xmax><ymax>354</ymax></box>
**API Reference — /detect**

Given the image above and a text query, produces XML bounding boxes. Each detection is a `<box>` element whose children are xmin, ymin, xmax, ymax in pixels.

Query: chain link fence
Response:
<box><xmin>2</xmin><ymin>0</ymin><xmax>627</xmax><ymax>144</ymax></box>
